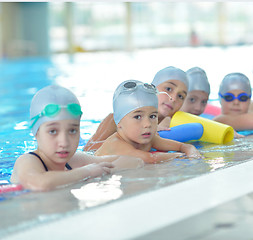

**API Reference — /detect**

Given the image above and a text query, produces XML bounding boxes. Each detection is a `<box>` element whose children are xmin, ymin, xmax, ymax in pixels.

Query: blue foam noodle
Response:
<box><xmin>158</xmin><ymin>123</ymin><xmax>204</xmax><ymax>142</ymax></box>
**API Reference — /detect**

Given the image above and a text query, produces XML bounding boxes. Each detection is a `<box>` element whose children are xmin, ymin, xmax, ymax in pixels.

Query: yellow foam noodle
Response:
<box><xmin>170</xmin><ymin>111</ymin><xmax>234</xmax><ymax>144</ymax></box>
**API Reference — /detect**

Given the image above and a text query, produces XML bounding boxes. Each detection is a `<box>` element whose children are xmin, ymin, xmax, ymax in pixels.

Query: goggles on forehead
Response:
<box><xmin>122</xmin><ymin>81</ymin><xmax>158</xmax><ymax>94</ymax></box>
<box><xmin>30</xmin><ymin>103</ymin><xmax>82</xmax><ymax>129</ymax></box>
<box><xmin>219</xmin><ymin>92</ymin><xmax>251</xmax><ymax>102</ymax></box>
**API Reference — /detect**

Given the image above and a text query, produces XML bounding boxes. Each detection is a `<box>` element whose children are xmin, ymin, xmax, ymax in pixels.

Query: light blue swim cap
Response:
<box><xmin>186</xmin><ymin>67</ymin><xmax>210</xmax><ymax>95</ymax></box>
<box><xmin>151</xmin><ymin>66</ymin><xmax>189</xmax><ymax>89</ymax></box>
<box><xmin>113</xmin><ymin>80</ymin><xmax>158</xmax><ymax>125</ymax></box>
<box><xmin>30</xmin><ymin>85</ymin><xmax>82</xmax><ymax>136</ymax></box>
<box><xmin>219</xmin><ymin>72</ymin><xmax>251</xmax><ymax>95</ymax></box>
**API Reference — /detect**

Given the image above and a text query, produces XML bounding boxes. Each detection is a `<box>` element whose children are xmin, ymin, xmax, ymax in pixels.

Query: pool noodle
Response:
<box><xmin>0</xmin><ymin>184</ymin><xmax>23</xmax><ymax>193</ymax></box>
<box><xmin>204</xmin><ymin>104</ymin><xmax>221</xmax><ymax>116</ymax></box>
<box><xmin>158</xmin><ymin>123</ymin><xmax>204</xmax><ymax>142</ymax></box>
<box><xmin>170</xmin><ymin>111</ymin><xmax>234</xmax><ymax>144</ymax></box>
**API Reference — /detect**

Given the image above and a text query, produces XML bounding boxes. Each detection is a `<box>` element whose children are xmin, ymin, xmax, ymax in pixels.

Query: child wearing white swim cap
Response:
<box><xmin>151</xmin><ymin>66</ymin><xmax>189</xmax><ymax>130</ymax></box>
<box><xmin>95</xmin><ymin>80</ymin><xmax>201</xmax><ymax>163</ymax></box>
<box><xmin>152</xmin><ymin>66</ymin><xmax>189</xmax><ymax>121</ymax></box>
<box><xmin>213</xmin><ymin>73</ymin><xmax>253</xmax><ymax>131</ymax></box>
<box><xmin>180</xmin><ymin>67</ymin><xmax>210</xmax><ymax>115</ymax></box>
<box><xmin>11</xmin><ymin>85</ymin><xmax>144</xmax><ymax>191</ymax></box>
<box><xmin>30</xmin><ymin>85</ymin><xmax>83</xmax><ymax>136</ymax></box>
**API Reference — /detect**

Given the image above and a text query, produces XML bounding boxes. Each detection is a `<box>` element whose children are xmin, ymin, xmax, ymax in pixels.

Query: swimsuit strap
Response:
<box><xmin>29</xmin><ymin>152</ymin><xmax>48</xmax><ymax>171</ymax></box>
<box><xmin>65</xmin><ymin>163</ymin><xmax>72</xmax><ymax>170</ymax></box>
<box><xmin>28</xmin><ymin>152</ymin><xmax>72</xmax><ymax>171</ymax></box>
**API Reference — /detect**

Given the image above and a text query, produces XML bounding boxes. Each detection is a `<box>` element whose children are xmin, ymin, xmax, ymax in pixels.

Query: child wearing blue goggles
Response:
<box><xmin>218</xmin><ymin>92</ymin><xmax>251</xmax><ymax>102</ymax></box>
<box><xmin>214</xmin><ymin>72</ymin><xmax>253</xmax><ymax>131</ymax></box>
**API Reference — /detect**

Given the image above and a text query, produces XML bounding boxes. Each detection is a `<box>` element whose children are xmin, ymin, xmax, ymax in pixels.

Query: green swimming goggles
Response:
<box><xmin>30</xmin><ymin>103</ymin><xmax>82</xmax><ymax>129</ymax></box>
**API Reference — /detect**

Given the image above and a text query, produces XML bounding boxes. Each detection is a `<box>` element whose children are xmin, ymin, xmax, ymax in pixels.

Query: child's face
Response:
<box><xmin>36</xmin><ymin>119</ymin><xmax>80</xmax><ymax>165</ymax></box>
<box><xmin>118</xmin><ymin>106</ymin><xmax>158</xmax><ymax>146</ymax></box>
<box><xmin>156</xmin><ymin>80</ymin><xmax>187</xmax><ymax>120</ymax></box>
<box><xmin>221</xmin><ymin>89</ymin><xmax>250</xmax><ymax>115</ymax></box>
<box><xmin>180</xmin><ymin>90</ymin><xmax>209</xmax><ymax>115</ymax></box>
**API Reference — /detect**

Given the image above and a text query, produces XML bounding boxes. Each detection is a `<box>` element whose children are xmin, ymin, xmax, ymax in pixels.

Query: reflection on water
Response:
<box><xmin>206</xmin><ymin>157</ymin><xmax>226</xmax><ymax>172</ymax></box>
<box><xmin>71</xmin><ymin>175</ymin><xmax>123</xmax><ymax>209</ymax></box>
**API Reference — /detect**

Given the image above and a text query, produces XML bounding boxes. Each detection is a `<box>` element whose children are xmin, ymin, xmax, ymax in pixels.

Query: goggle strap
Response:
<box><xmin>30</xmin><ymin>114</ymin><xmax>40</xmax><ymax>129</ymax></box>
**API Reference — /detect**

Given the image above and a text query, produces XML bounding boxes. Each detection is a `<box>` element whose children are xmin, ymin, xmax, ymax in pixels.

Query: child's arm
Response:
<box><xmin>83</xmin><ymin>113</ymin><xmax>117</xmax><ymax>151</ymax></box>
<box><xmin>214</xmin><ymin>113</ymin><xmax>253</xmax><ymax>131</ymax></box>
<box><xmin>157</xmin><ymin>117</ymin><xmax>171</xmax><ymax>131</ymax></box>
<box><xmin>152</xmin><ymin>135</ymin><xmax>201</xmax><ymax>158</ymax></box>
<box><xmin>11</xmin><ymin>154</ymin><xmax>114</xmax><ymax>191</ymax></box>
<box><xmin>70</xmin><ymin>152</ymin><xmax>144</xmax><ymax>172</ymax></box>
<box><xmin>95</xmin><ymin>140</ymin><xmax>183</xmax><ymax>164</ymax></box>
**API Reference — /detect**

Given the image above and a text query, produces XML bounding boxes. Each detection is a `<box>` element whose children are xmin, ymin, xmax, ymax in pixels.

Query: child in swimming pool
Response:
<box><xmin>180</xmin><ymin>67</ymin><xmax>210</xmax><ymax>116</ymax></box>
<box><xmin>94</xmin><ymin>80</ymin><xmax>201</xmax><ymax>163</ymax></box>
<box><xmin>11</xmin><ymin>85</ymin><xmax>143</xmax><ymax>191</ymax></box>
<box><xmin>213</xmin><ymin>73</ymin><xmax>253</xmax><ymax>131</ymax></box>
<box><xmin>84</xmin><ymin>66</ymin><xmax>189</xmax><ymax>151</ymax></box>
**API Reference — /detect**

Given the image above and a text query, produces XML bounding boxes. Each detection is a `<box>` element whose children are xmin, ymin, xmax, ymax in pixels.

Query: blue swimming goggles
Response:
<box><xmin>30</xmin><ymin>103</ymin><xmax>82</xmax><ymax>129</ymax></box>
<box><xmin>122</xmin><ymin>81</ymin><xmax>158</xmax><ymax>94</ymax></box>
<box><xmin>219</xmin><ymin>92</ymin><xmax>251</xmax><ymax>102</ymax></box>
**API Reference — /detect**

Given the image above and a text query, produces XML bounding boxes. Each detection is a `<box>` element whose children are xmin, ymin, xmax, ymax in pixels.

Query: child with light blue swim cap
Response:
<box><xmin>219</xmin><ymin>73</ymin><xmax>251</xmax><ymax>97</ymax></box>
<box><xmin>11</xmin><ymin>85</ymin><xmax>122</xmax><ymax>191</ymax></box>
<box><xmin>180</xmin><ymin>67</ymin><xmax>210</xmax><ymax>115</ymax></box>
<box><xmin>113</xmin><ymin>80</ymin><xmax>159</xmax><ymax>125</ymax></box>
<box><xmin>95</xmin><ymin>80</ymin><xmax>201</xmax><ymax>163</ymax></box>
<box><xmin>214</xmin><ymin>72</ymin><xmax>253</xmax><ymax>131</ymax></box>
<box><xmin>151</xmin><ymin>66</ymin><xmax>189</xmax><ymax>130</ymax></box>
<box><xmin>30</xmin><ymin>85</ymin><xmax>83</xmax><ymax>136</ymax></box>
<box><xmin>83</xmin><ymin>66</ymin><xmax>189</xmax><ymax>152</ymax></box>
<box><xmin>152</xmin><ymin>66</ymin><xmax>189</xmax><ymax>89</ymax></box>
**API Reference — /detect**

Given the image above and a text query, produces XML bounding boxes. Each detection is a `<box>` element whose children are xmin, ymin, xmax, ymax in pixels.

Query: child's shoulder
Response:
<box><xmin>16</xmin><ymin>152</ymin><xmax>35</xmax><ymax>162</ymax></box>
<box><xmin>13</xmin><ymin>152</ymin><xmax>37</xmax><ymax>167</ymax></box>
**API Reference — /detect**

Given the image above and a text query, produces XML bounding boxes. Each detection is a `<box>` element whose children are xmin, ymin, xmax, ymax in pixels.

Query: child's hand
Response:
<box><xmin>157</xmin><ymin>125</ymin><xmax>171</xmax><ymax>132</ymax></box>
<box><xmin>234</xmin><ymin>130</ymin><xmax>245</xmax><ymax>139</ymax></box>
<box><xmin>180</xmin><ymin>143</ymin><xmax>202</xmax><ymax>158</ymax></box>
<box><xmin>165</xmin><ymin>152</ymin><xmax>185</xmax><ymax>159</ymax></box>
<box><xmin>85</xmin><ymin>162</ymin><xmax>114</xmax><ymax>178</ymax></box>
<box><xmin>151</xmin><ymin>152</ymin><xmax>184</xmax><ymax>162</ymax></box>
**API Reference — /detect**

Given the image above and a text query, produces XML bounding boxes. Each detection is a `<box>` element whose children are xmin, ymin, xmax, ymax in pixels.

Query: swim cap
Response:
<box><xmin>151</xmin><ymin>66</ymin><xmax>189</xmax><ymax>89</ymax></box>
<box><xmin>219</xmin><ymin>73</ymin><xmax>251</xmax><ymax>95</ymax></box>
<box><xmin>30</xmin><ymin>85</ymin><xmax>82</xmax><ymax>136</ymax></box>
<box><xmin>186</xmin><ymin>67</ymin><xmax>210</xmax><ymax>95</ymax></box>
<box><xmin>113</xmin><ymin>80</ymin><xmax>158</xmax><ymax>125</ymax></box>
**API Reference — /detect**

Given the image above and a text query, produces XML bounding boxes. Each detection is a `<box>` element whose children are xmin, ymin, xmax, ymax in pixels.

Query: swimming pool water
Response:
<box><xmin>2</xmin><ymin>48</ymin><xmax>253</xmax><ymax>238</ymax></box>
<box><xmin>1</xmin><ymin>46</ymin><xmax>253</xmax><ymax>185</ymax></box>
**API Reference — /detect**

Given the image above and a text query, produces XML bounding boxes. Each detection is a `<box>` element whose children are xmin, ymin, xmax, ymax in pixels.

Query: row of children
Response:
<box><xmin>11</xmin><ymin>66</ymin><xmax>252</xmax><ymax>191</ymax></box>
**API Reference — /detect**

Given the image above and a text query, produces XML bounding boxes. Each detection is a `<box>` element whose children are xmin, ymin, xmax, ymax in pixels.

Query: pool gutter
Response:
<box><xmin>4</xmin><ymin>159</ymin><xmax>253</xmax><ymax>240</ymax></box>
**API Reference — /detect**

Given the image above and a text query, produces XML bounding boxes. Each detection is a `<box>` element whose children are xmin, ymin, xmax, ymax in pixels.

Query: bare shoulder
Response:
<box><xmin>14</xmin><ymin>153</ymin><xmax>36</xmax><ymax>166</ymax></box>
<box><xmin>95</xmin><ymin>132</ymin><xmax>133</xmax><ymax>156</ymax></box>
<box><xmin>11</xmin><ymin>153</ymin><xmax>42</xmax><ymax>183</ymax></box>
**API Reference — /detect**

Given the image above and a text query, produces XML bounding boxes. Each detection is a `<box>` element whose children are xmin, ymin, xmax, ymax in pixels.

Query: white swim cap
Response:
<box><xmin>113</xmin><ymin>80</ymin><xmax>158</xmax><ymax>125</ymax></box>
<box><xmin>151</xmin><ymin>66</ymin><xmax>189</xmax><ymax>89</ymax></box>
<box><xmin>186</xmin><ymin>67</ymin><xmax>210</xmax><ymax>95</ymax></box>
<box><xmin>219</xmin><ymin>73</ymin><xmax>251</xmax><ymax>95</ymax></box>
<box><xmin>30</xmin><ymin>85</ymin><xmax>82</xmax><ymax>136</ymax></box>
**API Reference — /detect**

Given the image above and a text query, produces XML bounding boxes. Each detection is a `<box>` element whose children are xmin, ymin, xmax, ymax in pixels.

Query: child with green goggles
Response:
<box><xmin>11</xmin><ymin>85</ymin><xmax>143</xmax><ymax>191</ymax></box>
